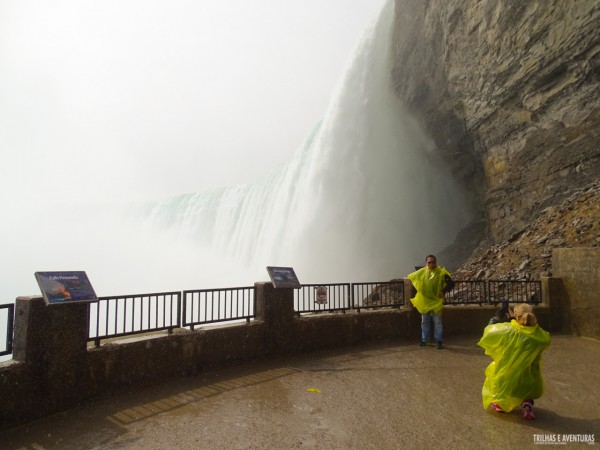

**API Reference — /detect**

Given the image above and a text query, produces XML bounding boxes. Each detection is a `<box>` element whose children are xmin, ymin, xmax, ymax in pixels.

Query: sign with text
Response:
<box><xmin>35</xmin><ymin>271</ymin><xmax>99</xmax><ymax>305</ymax></box>
<box><xmin>266</xmin><ymin>266</ymin><xmax>301</xmax><ymax>289</ymax></box>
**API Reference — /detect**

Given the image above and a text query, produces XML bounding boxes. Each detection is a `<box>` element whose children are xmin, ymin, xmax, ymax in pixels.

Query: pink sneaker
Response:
<box><xmin>521</xmin><ymin>400</ymin><xmax>535</xmax><ymax>420</ymax></box>
<box><xmin>491</xmin><ymin>402</ymin><xmax>505</xmax><ymax>413</ymax></box>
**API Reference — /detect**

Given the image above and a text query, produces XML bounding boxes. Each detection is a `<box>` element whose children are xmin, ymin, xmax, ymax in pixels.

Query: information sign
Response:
<box><xmin>315</xmin><ymin>286</ymin><xmax>328</xmax><ymax>304</ymax></box>
<box><xmin>266</xmin><ymin>266</ymin><xmax>301</xmax><ymax>289</ymax></box>
<box><xmin>35</xmin><ymin>271</ymin><xmax>99</xmax><ymax>305</ymax></box>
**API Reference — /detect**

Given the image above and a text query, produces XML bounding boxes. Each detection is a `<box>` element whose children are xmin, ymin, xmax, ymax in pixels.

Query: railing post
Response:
<box><xmin>255</xmin><ymin>282</ymin><xmax>295</xmax><ymax>354</ymax></box>
<box><xmin>176</xmin><ymin>291</ymin><xmax>182</xmax><ymax>328</ymax></box>
<box><xmin>403</xmin><ymin>278</ymin><xmax>414</xmax><ymax>309</ymax></box>
<box><xmin>539</xmin><ymin>278</ymin><xmax>550</xmax><ymax>308</ymax></box>
<box><xmin>484</xmin><ymin>280</ymin><xmax>489</xmax><ymax>305</ymax></box>
<box><xmin>12</xmin><ymin>296</ymin><xmax>90</xmax><ymax>412</ymax></box>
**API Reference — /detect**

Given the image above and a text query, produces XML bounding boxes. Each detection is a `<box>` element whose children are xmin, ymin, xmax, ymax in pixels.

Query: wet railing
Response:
<box><xmin>1</xmin><ymin>278</ymin><xmax>544</xmax><ymax>354</ymax></box>
<box><xmin>295</xmin><ymin>283</ymin><xmax>351</xmax><ymax>315</ymax></box>
<box><xmin>0</xmin><ymin>303</ymin><xmax>14</xmax><ymax>357</ymax></box>
<box><xmin>445</xmin><ymin>280</ymin><xmax>542</xmax><ymax>305</ymax></box>
<box><xmin>183</xmin><ymin>286</ymin><xmax>255</xmax><ymax>330</ymax></box>
<box><xmin>352</xmin><ymin>281</ymin><xmax>404</xmax><ymax>312</ymax></box>
<box><xmin>294</xmin><ymin>281</ymin><xmax>405</xmax><ymax>315</ymax></box>
<box><xmin>88</xmin><ymin>291</ymin><xmax>181</xmax><ymax>347</ymax></box>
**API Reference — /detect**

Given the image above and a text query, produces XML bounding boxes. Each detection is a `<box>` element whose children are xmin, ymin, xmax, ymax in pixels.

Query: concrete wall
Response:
<box><xmin>552</xmin><ymin>248</ymin><xmax>600</xmax><ymax>339</ymax></box>
<box><xmin>0</xmin><ymin>279</ymin><xmax>564</xmax><ymax>430</ymax></box>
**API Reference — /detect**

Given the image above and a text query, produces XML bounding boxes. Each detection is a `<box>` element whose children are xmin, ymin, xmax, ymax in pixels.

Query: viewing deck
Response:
<box><xmin>1</xmin><ymin>334</ymin><xmax>598</xmax><ymax>449</ymax></box>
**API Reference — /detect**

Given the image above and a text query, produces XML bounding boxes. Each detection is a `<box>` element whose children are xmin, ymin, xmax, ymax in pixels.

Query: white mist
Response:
<box><xmin>142</xmin><ymin>0</ymin><xmax>471</xmax><ymax>285</ymax></box>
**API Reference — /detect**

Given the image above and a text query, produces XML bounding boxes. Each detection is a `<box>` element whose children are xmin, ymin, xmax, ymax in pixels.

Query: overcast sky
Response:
<box><xmin>0</xmin><ymin>0</ymin><xmax>387</xmax><ymax>207</ymax></box>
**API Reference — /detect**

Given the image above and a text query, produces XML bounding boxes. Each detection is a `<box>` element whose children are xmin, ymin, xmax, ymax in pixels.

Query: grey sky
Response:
<box><xmin>0</xmin><ymin>0</ymin><xmax>386</xmax><ymax>206</ymax></box>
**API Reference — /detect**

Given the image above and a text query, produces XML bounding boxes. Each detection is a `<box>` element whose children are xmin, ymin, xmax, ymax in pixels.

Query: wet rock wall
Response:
<box><xmin>390</xmin><ymin>0</ymin><xmax>600</xmax><ymax>254</ymax></box>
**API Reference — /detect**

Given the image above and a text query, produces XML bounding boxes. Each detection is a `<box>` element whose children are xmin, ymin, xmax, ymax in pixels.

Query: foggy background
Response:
<box><xmin>0</xmin><ymin>0</ymin><xmax>387</xmax><ymax>302</ymax></box>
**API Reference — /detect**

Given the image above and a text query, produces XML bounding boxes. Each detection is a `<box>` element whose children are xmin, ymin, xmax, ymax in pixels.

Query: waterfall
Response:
<box><xmin>141</xmin><ymin>0</ymin><xmax>471</xmax><ymax>285</ymax></box>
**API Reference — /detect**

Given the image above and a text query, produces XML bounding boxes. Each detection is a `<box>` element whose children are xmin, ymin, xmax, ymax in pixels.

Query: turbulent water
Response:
<box><xmin>140</xmin><ymin>0</ymin><xmax>471</xmax><ymax>285</ymax></box>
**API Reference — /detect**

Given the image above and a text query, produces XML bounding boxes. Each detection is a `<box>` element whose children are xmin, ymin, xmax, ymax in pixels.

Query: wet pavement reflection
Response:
<box><xmin>1</xmin><ymin>335</ymin><xmax>598</xmax><ymax>449</ymax></box>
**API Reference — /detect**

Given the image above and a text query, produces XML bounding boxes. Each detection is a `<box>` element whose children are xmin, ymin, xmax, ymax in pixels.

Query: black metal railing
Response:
<box><xmin>295</xmin><ymin>283</ymin><xmax>351</xmax><ymax>314</ymax></box>
<box><xmin>88</xmin><ymin>291</ymin><xmax>181</xmax><ymax>347</ymax></box>
<box><xmin>0</xmin><ymin>303</ymin><xmax>14</xmax><ymax>357</ymax></box>
<box><xmin>0</xmin><ymin>279</ymin><xmax>544</xmax><ymax>352</ymax></box>
<box><xmin>182</xmin><ymin>286</ymin><xmax>255</xmax><ymax>330</ymax></box>
<box><xmin>352</xmin><ymin>281</ymin><xmax>405</xmax><ymax>312</ymax></box>
<box><xmin>444</xmin><ymin>280</ymin><xmax>488</xmax><ymax>305</ymax></box>
<box><xmin>445</xmin><ymin>280</ymin><xmax>542</xmax><ymax>306</ymax></box>
<box><xmin>487</xmin><ymin>280</ymin><xmax>542</xmax><ymax>304</ymax></box>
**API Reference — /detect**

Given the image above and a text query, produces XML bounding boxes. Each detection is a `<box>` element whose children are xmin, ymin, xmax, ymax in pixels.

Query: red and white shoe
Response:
<box><xmin>521</xmin><ymin>400</ymin><xmax>535</xmax><ymax>420</ymax></box>
<box><xmin>491</xmin><ymin>402</ymin><xmax>505</xmax><ymax>413</ymax></box>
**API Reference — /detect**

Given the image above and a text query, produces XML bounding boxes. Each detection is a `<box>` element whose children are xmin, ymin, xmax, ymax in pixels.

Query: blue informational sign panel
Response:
<box><xmin>266</xmin><ymin>266</ymin><xmax>301</xmax><ymax>289</ymax></box>
<box><xmin>34</xmin><ymin>271</ymin><xmax>99</xmax><ymax>305</ymax></box>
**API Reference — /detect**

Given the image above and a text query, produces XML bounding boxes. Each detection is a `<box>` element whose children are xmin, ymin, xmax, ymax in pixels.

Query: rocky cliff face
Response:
<box><xmin>390</xmin><ymin>0</ymin><xmax>600</xmax><ymax>277</ymax></box>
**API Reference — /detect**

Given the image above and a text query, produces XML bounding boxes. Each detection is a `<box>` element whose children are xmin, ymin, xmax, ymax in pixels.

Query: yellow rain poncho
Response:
<box><xmin>478</xmin><ymin>320</ymin><xmax>551</xmax><ymax>412</ymax></box>
<box><xmin>407</xmin><ymin>266</ymin><xmax>451</xmax><ymax>314</ymax></box>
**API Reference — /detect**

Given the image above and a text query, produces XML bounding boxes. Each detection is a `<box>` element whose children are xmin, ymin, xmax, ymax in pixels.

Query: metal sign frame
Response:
<box><xmin>35</xmin><ymin>271</ymin><xmax>99</xmax><ymax>305</ymax></box>
<box><xmin>266</xmin><ymin>266</ymin><xmax>301</xmax><ymax>289</ymax></box>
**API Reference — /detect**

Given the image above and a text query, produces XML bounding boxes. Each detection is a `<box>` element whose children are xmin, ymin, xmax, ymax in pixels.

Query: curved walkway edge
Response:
<box><xmin>1</xmin><ymin>335</ymin><xmax>599</xmax><ymax>449</ymax></box>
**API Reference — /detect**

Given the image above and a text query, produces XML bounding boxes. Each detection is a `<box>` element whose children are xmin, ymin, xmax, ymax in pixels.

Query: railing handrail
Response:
<box><xmin>98</xmin><ymin>290</ymin><xmax>181</xmax><ymax>301</ymax></box>
<box><xmin>183</xmin><ymin>286</ymin><xmax>256</xmax><ymax>330</ymax></box>
<box><xmin>0</xmin><ymin>279</ymin><xmax>544</xmax><ymax>356</ymax></box>
<box><xmin>88</xmin><ymin>291</ymin><xmax>182</xmax><ymax>347</ymax></box>
<box><xmin>351</xmin><ymin>280</ymin><xmax>405</xmax><ymax>312</ymax></box>
<box><xmin>295</xmin><ymin>283</ymin><xmax>352</xmax><ymax>315</ymax></box>
<box><xmin>182</xmin><ymin>285</ymin><xmax>256</xmax><ymax>294</ymax></box>
<box><xmin>445</xmin><ymin>279</ymin><xmax>542</xmax><ymax>305</ymax></box>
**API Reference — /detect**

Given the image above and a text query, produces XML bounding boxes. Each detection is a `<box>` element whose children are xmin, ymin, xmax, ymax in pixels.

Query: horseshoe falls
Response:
<box><xmin>141</xmin><ymin>1</ymin><xmax>471</xmax><ymax>286</ymax></box>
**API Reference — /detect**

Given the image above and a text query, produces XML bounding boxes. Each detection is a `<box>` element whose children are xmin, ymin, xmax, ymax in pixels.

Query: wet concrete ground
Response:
<box><xmin>1</xmin><ymin>335</ymin><xmax>599</xmax><ymax>449</ymax></box>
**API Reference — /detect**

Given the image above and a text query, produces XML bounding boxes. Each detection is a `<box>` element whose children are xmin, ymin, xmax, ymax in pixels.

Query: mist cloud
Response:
<box><xmin>0</xmin><ymin>0</ymin><xmax>386</xmax><ymax>301</ymax></box>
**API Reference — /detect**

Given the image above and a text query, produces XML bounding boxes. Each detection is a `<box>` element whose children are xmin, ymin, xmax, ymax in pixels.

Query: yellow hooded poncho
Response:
<box><xmin>407</xmin><ymin>265</ymin><xmax>451</xmax><ymax>314</ymax></box>
<box><xmin>478</xmin><ymin>320</ymin><xmax>551</xmax><ymax>412</ymax></box>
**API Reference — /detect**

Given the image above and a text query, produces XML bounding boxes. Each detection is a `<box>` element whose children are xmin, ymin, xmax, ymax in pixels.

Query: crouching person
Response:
<box><xmin>478</xmin><ymin>303</ymin><xmax>551</xmax><ymax>420</ymax></box>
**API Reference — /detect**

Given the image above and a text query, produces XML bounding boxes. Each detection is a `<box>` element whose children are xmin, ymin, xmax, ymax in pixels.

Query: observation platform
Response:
<box><xmin>1</xmin><ymin>335</ymin><xmax>598</xmax><ymax>449</ymax></box>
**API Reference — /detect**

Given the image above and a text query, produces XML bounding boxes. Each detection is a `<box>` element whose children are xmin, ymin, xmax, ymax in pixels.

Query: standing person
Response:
<box><xmin>478</xmin><ymin>303</ymin><xmax>551</xmax><ymax>420</ymax></box>
<box><xmin>407</xmin><ymin>255</ymin><xmax>454</xmax><ymax>349</ymax></box>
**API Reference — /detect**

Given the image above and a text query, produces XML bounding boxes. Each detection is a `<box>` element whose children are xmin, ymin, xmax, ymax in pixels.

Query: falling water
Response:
<box><xmin>140</xmin><ymin>0</ymin><xmax>471</xmax><ymax>284</ymax></box>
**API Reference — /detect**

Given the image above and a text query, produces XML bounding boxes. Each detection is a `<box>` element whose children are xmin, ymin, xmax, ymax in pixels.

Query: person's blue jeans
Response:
<box><xmin>421</xmin><ymin>311</ymin><xmax>443</xmax><ymax>343</ymax></box>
